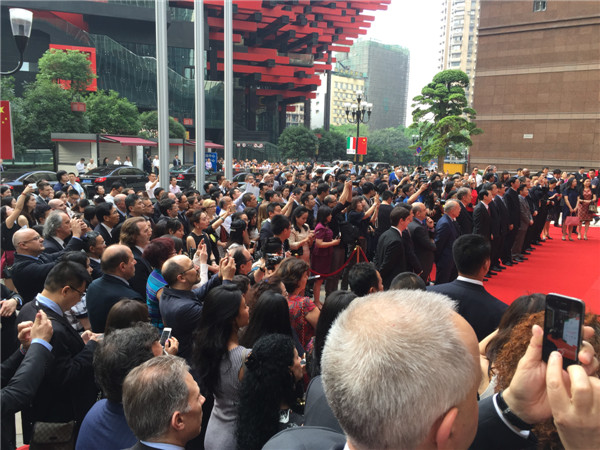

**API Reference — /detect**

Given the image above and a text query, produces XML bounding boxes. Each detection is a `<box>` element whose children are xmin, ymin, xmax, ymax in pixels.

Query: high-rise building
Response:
<box><xmin>311</xmin><ymin>70</ymin><xmax>366</xmax><ymax>129</ymax></box>
<box><xmin>469</xmin><ymin>0</ymin><xmax>600</xmax><ymax>171</ymax></box>
<box><xmin>438</xmin><ymin>0</ymin><xmax>480</xmax><ymax>105</ymax></box>
<box><xmin>335</xmin><ymin>40</ymin><xmax>409</xmax><ymax>130</ymax></box>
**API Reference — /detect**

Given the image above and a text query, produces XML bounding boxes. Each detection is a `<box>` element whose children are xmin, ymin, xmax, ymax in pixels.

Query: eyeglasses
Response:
<box><xmin>21</xmin><ymin>235</ymin><xmax>44</xmax><ymax>244</ymax></box>
<box><xmin>179</xmin><ymin>265</ymin><xmax>197</xmax><ymax>276</ymax></box>
<box><xmin>68</xmin><ymin>285</ymin><xmax>86</xmax><ymax>298</ymax></box>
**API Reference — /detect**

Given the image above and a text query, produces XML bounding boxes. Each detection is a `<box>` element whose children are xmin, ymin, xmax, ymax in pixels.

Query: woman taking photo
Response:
<box><xmin>236</xmin><ymin>334</ymin><xmax>304</xmax><ymax>450</ymax></box>
<box><xmin>562</xmin><ymin>177</ymin><xmax>579</xmax><ymax>241</ymax></box>
<box><xmin>577</xmin><ymin>177</ymin><xmax>597</xmax><ymax>240</ymax></box>
<box><xmin>193</xmin><ymin>284</ymin><xmax>250</xmax><ymax>450</ymax></box>
<box><xmin>311</xmin><ymin>206</ymin><xmax>340</xmax><ymax>309</ymax></box>
<box><xmin>288</xmin><ymin>206</ymin><xmax>313</xmax><ymax>265</ymax></box>
<box><xmin>186</xmin><ymin>209</ymin><xmax>222</xmax><ymax>273</ymax></box>
<box><xmin>142</xmin><ymin>237</ymin><xmax>177</xmax><ymax>331</ymax></box>
<box><xmin>276</xmin><ymin>258</ymin><xmax>320</xmax><ymax>350</ymax></box>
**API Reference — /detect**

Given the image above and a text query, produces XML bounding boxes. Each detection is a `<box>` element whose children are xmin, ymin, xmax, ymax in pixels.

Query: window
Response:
<box><xmin>533</xmin><ymin>1</ymin><xmax>546</xmax><ymax>12</ymax></box>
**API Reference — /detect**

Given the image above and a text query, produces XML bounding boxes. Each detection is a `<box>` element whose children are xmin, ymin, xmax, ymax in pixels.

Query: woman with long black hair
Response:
<box><xmin>236</xmin><ymin>334</ymin><xmax>304</xmax><ymax>450</ymax></box>
<box><xmin>192</xmin><ymin>284</ymin><xmax>250</xmax><ymax>450</ymax></box>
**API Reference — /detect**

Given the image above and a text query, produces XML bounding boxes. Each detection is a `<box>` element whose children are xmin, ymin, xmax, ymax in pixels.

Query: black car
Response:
<box><xmin>170</xmin><ymin>165</ymin><xmax>197</xmax><ymax>190</ymax></box>
<box><xmin>1</xmin><ymin>170</ymin><xmax>57</xmax><ymax>195</ymax></box>
<box><xmin>79</xmin><ymin>166</ymin><xmax>147</xmax><ymax>196</ymax></box>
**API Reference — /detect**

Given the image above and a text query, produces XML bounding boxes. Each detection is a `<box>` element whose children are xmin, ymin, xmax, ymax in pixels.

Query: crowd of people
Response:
<box><xmin>0</xmin><ymin>158</ymin><xmax>599</xmax><ymax>450</ymax></box>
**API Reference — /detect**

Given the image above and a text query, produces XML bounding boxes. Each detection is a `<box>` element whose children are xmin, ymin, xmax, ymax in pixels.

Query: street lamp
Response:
<box><xmin>1</xmin><ymin>8</ymin><xmax>34</xmax><ymax>76</ymax></box>
<box><xmin>344</xmin><ymin>90</ymin><xmax>373</xmax><ymax>162</ymax></box>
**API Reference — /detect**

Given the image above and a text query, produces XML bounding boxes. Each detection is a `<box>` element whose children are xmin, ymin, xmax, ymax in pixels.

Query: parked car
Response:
<box><xmin>79</xmin><ymin>166</ymin><xmax>147</xmax><ymax>196</ymax></box>
<box><xmin>170</xmin><ymin>165</ymin><xmax>197</xmax><ymax>190</ymax></box>
<box><xmin>1</xmin><ymin>170</ymin><xmax>57</xmax><ymax>195</ymax></box>
<box><xmin>367</xmin><ymin>162</ymin><xmax>391</xmax><ymax>171</ymax></box>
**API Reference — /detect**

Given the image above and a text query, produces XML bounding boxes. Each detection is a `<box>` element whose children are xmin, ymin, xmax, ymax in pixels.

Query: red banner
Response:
<box><xmin>357</xmin><ymin>136</ymin><xmax>367</xmax><ymax>155</ymax></box>
<box><xmin>0</xmin><ymin>101</ymin><xmax>14</xmax><ymax>160</ymax></box>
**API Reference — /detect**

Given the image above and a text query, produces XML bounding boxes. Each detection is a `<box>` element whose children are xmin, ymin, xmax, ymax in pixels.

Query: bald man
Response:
<box><xmin>11</xmin><ymin>225</ymin><xmax>84</xmax><ymax>305</ymax></box>
<box><xmin>86</xmin><ymin>245</ymin><xmax>143</xmax><ymax>333</ymax></box>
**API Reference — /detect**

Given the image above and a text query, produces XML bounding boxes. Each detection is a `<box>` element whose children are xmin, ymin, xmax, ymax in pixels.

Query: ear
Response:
<box><xmin>170</xmin><ymin>411</ymin><xmax>185</xmax><ymax>432</ymax></box>
<box><xmin>434</xmin><ymin>407</ymin><xmax>458</xmax><ymax>450</ymax></box>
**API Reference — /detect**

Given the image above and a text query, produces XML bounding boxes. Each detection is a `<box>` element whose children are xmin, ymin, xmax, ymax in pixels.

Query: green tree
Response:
<box><xmin>278</xmin><ymin>126</ymin><xmax>318</xmax><ymax>161</ymax></box>
<box><xmin>410</xmin><ymin>70</ymin><xmax>482</xmax><ymax>169</ymax></box>
<box><xmin>367</xmin><ymin>126</ymin><xmax>413</xmax><ymax>165</ymax></box>
<box><xmin>21</xmin><ymin>79</ymin><xmax>89</xmax><ymax>149</ymax></box>
<box><xmin>87</xmin><ymin>90</ymin><xmax>140</xmax><ymax>135</ymax></box>
<box><xmin>37</xmin><ymin>49</ymin><xmax>97</xmax><ymax>98</ymax></box>
<box><xmin>312</xmin><ymin>128</ymin><xmax>346</xmax><ymax>161</ymax></box>
<box><xmin>139</xmin><ymin>111</ymin><xmax>186</xmax><ymax>139</ymax></box>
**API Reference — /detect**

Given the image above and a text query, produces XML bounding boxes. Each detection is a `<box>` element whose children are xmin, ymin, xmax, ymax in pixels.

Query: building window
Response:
<box><xmin>533</xmin><ymin>1</ymin><xmax>546</xmax><ymax>12</ymax></box>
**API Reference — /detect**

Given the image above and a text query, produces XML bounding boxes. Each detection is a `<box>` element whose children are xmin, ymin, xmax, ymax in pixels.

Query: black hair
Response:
<box><xmin>348</xmin><ymin>262</ymin><xmax>379</xmax><ymax>297</ymax></box>
<box><xmin>236</xmin><ymin>334</ymin><xmax>298</xmax><ymax>450</ymax></box>
<box><xmin>310</xmin><ymin>290</ymin><xmax>357</xmax><ymax>377</ymax></box>
<box><xmin>44</xmin><ymin>261</ymin><xmax>92</xmax><ymax>292</ymax></box>
<box><xmin>452</xmin><ymin>234</ymin><xmax>491</xmax><ymax>276</ymax></box>
<box><xmin>240</xmin><ymin>291</ymin><xmax>295</xmax><ymax>349</ymax></box>
<box><xmin>316</xmin><ymin>205</ymin><xmax>333</xmax><ymax>225</ymax></box>
<box><xmin>271</xmin><ymin>214</ymin><xmax>290</xmax><ymax>236</ymax></box>
<box><xmin>291</xmin><ymin>206</ymin><xmax>310</xmax><ymax>232</ymax></box>
<box><xmin>192</xmin><ymin>284</ymin><xmax>243</xmax><ymax>396</ymax></box>
<box><xmin>105</xmin><ymin>298</ymin><xmax>150</xmax><ymax>334</ymax></box>
<box><xmin>125</xmin><ymin>194</ymin><xmax>140</xmax><ymax>213</ymax></box>
<box><xmin>390</xmin><ymin>272</ymin><xmax>426</xmax><ymax>291</ymax></box>
<box><xmin>95</xmin><ymin>202</ymin><xmax>114</xmax><ymax>223</ymax></box>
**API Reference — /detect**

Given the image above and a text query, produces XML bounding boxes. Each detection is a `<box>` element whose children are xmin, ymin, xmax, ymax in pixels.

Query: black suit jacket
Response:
<box><xmin>407</xmin><ymin>218</ymin><xmax>436</xmax><ymax>275</ymax></box>
<box><xmin>258</xmin><ymin>220</ymin><xmax>274</xmax><ymax>252</ymax></box>
<box><xmin>86</xmin><ymin>274</ymin><xmax>144</xmax><ymax>333</ymax></box>
<box><xmin>94</xmin><ymin>223</ymin><xmax>119</xmax><ymax>246</ymax></box>
<box><xmin>434</xmin><ymin>214</ymin><xmax>460</xmax><ymax>264</ymax></box>
<box><xmin>375</xmin><ymin>227</ymin><xmax>406</xmax><ymax>289</ymax></box>
<box><xmin>489</xmin><ymin>200</ymin><xmax>501</xmax><ymax>238</ymax></box>
<box><xmin>504</xmin><ymin>188</ymin><xmax>521</xmax><ymax>229</ymax></box>
<box><xmin>89</xmin><ymin>258</ymin><xmax>103</xmax><ymax>280</ymax></box>
<box><xmin>473</xmin><ymin>202</ymin><xmax>492</xmax><ymax>240</ymax></box>
<box><xmin>427</xmin><ymin>279</ymin><xmax>507</xmax><ymax>341</ymax></box>
<box><xmin>42</xmin><ymin>236</ymin><xmax>65</xmax><ymax>254</ymax></box>
<box><xmin>402</xmin><ymin>229</ymin><xmax>422</xmax><ymax>274</ymax></box>
<box><xmin>493</xmin><ymin>196</ymin><xmax>510</xmax><ymax>236</ymax></box>
<box><xmin>129</xmin><ymin>246</ymin><xmax>153</xmax><ymax>299</ymax></box>
<box><xmin>17</xmin><ymin>301</ymin><xmax>99</xmax><ymax>424</ymax></box>
<box><xmin>12</xmin><ymin>237</ymin><xmax>84</xmax><ymax>305</ymax></box>
<box><xmin>457</xmin><ymin>202</ymin><xmax>473</xmax><ymax>235</ymax></box>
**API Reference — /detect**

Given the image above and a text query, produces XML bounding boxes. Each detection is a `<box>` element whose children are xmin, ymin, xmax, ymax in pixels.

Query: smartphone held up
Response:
<box><xmin>541</xmin><ymin>293</ymin><xmax>585</xmax><ymax>369</ymax></box>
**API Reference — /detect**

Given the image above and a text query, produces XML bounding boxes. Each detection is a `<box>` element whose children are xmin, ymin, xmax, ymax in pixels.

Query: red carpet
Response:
<box><xmin>486</xmin><ymin>226</ymin><xmax>600</xmax><ymax>314</ymax></box>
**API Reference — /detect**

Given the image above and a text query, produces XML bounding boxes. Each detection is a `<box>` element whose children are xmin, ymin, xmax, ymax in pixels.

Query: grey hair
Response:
<box><xmin>122</xmin><ymin>356</ymin><xmax>191</xmax><ymax>441</ymax></box>
<box><xmin>456</xmin><ymin>187</ymin><xmax>471</xmax><ymax>201</ymax></box>
<box><xmin>43</xmin><ymin>211</ymin><xmax>66</xmax><ymax>238</ymax></box>
<box><xmin>321</xmin><ymin>290</ymin><xmax>477</xmax><ymax>450</ymax></box>
<box><xmin>444</xmin><ymin>200</ymin><xmax>460</xmax><ymax>214</ymax></box>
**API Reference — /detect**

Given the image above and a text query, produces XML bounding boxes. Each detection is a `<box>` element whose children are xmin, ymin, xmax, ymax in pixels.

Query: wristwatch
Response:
<box><xmin>496</xmin><ymin>390</ymin><xmax>533</xmax><ymax>430</ymax></box>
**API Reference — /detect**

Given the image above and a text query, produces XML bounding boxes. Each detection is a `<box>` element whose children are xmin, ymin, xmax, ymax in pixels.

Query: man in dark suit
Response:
<box><xmin>123</xmin><ymin>356</ymin><xmax>205</xmax><ymax>450</ymax></box>
<box><xmin>172</xmin><ymin>154</ymin><xmax>182</xmax><ymax>168</ymax></box>
<box><xmin>82</xmin><ymin>231</ymin><xmax>106</xmax><ymax>280</ymax></box>
<box><xmin>119</xmin><ymin>217</ymin><xmax>153</xmax><ymax>299</ymax></box>
<box><xmin>12</xmin><ymin>226</ymin><xmax>84</xmax><ymax>305</ymax></box>
<box><xmin>408</xmin><ymin>202</ymin><xmax>436</xmax><ymax>283</ymax></box>
<box><xmin>375</xmin><ymin>206</ymin><xmax>412</xmax><ymax>289</ymax></box>
<box><xmin>473</xmin><ymin>187</ymin><xmax>493</xmax><ymax>242</ymax></box>
<box><xmin>94</xmin><ymin>202</ymin><xmax>122</xmax><ymax>246</ymax></box>
<box><xmin>456</xmin><ymin>187</ymin><xmax>473</xmax><ymax>235</ymax></box>
<box><xmin>428</xmin><ymin>234</ymin><xmax>507</xmax><ymax>341</ymax></box>
<box><xmin>42</xmin><ymin>211</ymin><xmax>77</xmax><ymax>254</ymax></box>
<box><xmin>434</xmin><ymin>200</ymin><xmax>461</xmax><ymax>285</ymax></box>
<box><xmin>493</xmin><ymin>182</ymin><xmax>510</xmax><ymax>269</ymax></box>
<box><xmin>160</xmin><ymin>255</ymin><xmax>236</xmax><ymax>360</ymax></box>
<box><xmin>16</xmin><ymin>262</ymin><xmax>100</xmax><ymax>440</ymax></box>
<box><xmin>503</xmin><ymin>176</ymin><xmax>521</xmax><ymax>265</ymax></box>
<box><xmin>35</xmin><ymin>181</ymin><xmax>54</xmax><ymax>206</ymax></box>
<box><xmin>86</xmin><ymin>245</ymin><xmax>144</xmax><ymax>333</ymax></box>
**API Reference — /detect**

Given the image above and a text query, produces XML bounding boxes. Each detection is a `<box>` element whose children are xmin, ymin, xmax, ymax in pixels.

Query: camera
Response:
<box><xmin>265</xmin><ymin>253</ymin><xmax>284</xmax><ymax>271</ymax></box>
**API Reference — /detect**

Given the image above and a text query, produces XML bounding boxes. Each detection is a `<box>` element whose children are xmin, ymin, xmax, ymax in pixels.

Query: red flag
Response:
<box><xmin>0</xmin><ymin>101</ymin><xmax>14</xmax><ymax>160</ymax></box>
<box><xmin>357</xmin><ymin>136</ymin><xmax>367</xmax><ymax>155</ymax></box>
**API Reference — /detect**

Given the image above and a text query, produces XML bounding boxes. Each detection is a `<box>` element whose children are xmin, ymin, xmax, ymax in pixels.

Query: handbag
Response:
<box><xmin>564</xmin><ymin>214</ymin><xmax>579</xmax><ymax>227</ymax></box>
<box><xmin>589</xmin><ymin>203</ymin><xmax>598</xmax><ymax>213</ymax></box>
<box><xmin>30</xmin><ymin>421</ymin><xmax>76</xmax><ymax>450</ymax></box>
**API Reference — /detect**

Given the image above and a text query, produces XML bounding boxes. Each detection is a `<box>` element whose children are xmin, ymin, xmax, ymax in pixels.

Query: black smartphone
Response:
<box><xmin>159</xmin><ymin>327</ymin><xmax>172</xmax><ymax>347</ymax></box>
<box><xmin>542</xmin><ymin>293</ymin><xmax>585</xmax><ymax>369</ymax></box>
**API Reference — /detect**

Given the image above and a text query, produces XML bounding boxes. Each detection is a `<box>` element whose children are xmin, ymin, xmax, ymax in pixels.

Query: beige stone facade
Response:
<box><xmin>470</xmin><ymin>0</ymin><xmax>600</xmax><ymax>172</ymax></box>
